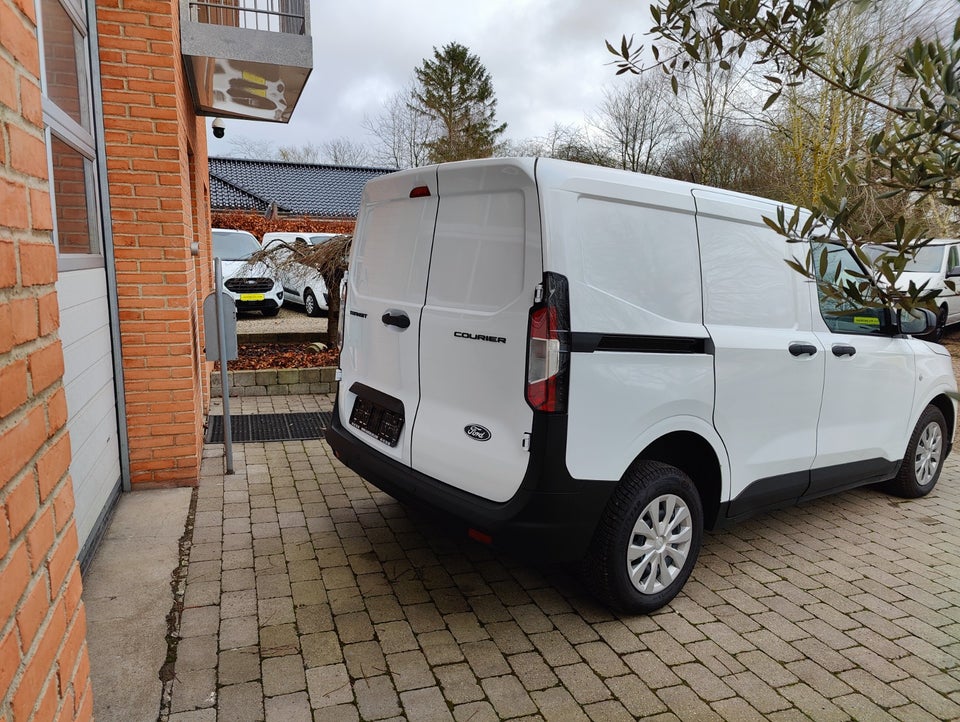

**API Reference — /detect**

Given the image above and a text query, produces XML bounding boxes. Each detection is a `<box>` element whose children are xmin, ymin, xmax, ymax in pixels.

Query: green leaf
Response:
<box><xmin>762</xmin><ymin>90</ymin><xmax>781</xmax><ymax>110</ymax></box>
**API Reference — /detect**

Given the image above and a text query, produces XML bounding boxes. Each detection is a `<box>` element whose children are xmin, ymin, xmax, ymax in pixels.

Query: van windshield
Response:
<box><xmin>863</xmin><ymin>244</ymin><xmax>945</xmax><ymax>273</ymax></box>
<box><xmin>213</xmin><ymin>231</ymin><xmax>260</xmax><ymax>260</ymax></box>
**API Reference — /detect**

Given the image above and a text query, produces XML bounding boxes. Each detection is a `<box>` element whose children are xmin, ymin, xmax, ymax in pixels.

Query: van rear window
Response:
<box><xmin>427</xmin><ymin>191</ymin><xmax>526</xmax><ymax>312</ymax></box>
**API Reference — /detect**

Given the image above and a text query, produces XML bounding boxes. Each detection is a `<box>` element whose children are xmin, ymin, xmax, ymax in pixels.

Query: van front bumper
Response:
<box><xmin>325</xmin><ymin>398</ymin><xmax>618</xmax><ymax>562</ymax></box>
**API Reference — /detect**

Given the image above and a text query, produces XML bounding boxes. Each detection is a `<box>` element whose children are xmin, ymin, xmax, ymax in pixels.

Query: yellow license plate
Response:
<box><xmin>239</xmin><ymin>293</ymin><xmax>265</xmax><ymax>301</ymax></box>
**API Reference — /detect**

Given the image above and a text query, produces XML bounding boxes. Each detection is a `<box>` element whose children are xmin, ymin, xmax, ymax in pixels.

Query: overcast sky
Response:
<box><xmin>208</xmin><ymin>0</ymin><xmax>649</xmax><ymax>163</ymax></box>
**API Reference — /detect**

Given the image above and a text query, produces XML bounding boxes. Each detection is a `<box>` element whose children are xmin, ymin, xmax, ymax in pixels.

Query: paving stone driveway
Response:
<box><xmin>165</xmin><ymin>393</ymin><xmax>960</xmax><ymax>721</ymax></box>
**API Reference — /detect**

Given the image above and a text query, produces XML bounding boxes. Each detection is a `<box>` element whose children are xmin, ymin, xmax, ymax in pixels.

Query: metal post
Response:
<box><xmin>214</xmin><ymin>258</ymin><xmax>235</xmax><ymax>473</ymax></box>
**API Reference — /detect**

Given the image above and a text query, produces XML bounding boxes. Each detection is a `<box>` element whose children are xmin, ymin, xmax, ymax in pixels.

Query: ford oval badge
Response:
<box><xmin>464</xmin><ymin>424</ymin><xmax>491</xmax><ymax>442</ymax></box>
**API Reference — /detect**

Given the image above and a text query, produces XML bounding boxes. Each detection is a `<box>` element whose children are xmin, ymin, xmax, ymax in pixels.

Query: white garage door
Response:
<box><xmin>56</xmin><ymin>268</ymin><xmax>121</xmax><ymax>561</ymax></box>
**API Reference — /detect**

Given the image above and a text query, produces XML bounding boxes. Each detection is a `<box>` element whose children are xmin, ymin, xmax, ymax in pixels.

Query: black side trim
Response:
<box><xmin>719</xmin><ymin>456</ymin><xmax>902</xmax><ymax>527</ymax></box>
<box><xmin>571</xmin><ymin>333</ymin><xmax>710</xmax><ymax>354</ymax></box>
<box><xmin>348</xmin><ymin>382</ymin><xmax>404</xmax><ymax>415</ymax></box>
<box><xmin>326</xmin><ymin>396</ymin><xmax>618</xmax><ymax>561</ymax></box>
<box><xmin>725</xmin><ymin>471</ymin><xmax>808</xmax><ymax>521</ymax></box>
<box><xmin>804</xmin><ymin>458</ymin><xmax>900</xmax><ymax>501</ymax></box>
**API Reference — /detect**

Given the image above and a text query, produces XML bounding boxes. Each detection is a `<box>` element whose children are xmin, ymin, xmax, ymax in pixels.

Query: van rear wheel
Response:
<box><xmin>304</xmin><ymin>290</ymin><xmax>322</xmax><ymax>317</ymax></box>
<box><xmin>584</xmin><ymin>461</ymin><xmax>703</xmax><ymax>614</ymax></box>
<box><xmin>882</xmin><ymin>405</ymin><xmax>947</xmax><ymax>498</ymax></box>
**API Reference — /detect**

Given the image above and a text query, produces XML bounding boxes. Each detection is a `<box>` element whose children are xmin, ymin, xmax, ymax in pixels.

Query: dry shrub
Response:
<box><xmin>211</xmin><ymin>211</ymin><xmax>354</xmax><ymax>241</ymax></box>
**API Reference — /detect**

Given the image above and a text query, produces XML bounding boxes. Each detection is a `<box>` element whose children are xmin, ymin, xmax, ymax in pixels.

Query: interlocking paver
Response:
<box><xmin>163</xmin><ymin>392</ymin><xmax>960</xmax><ymax>720</ymax></box>
<box><xmin>481</xmin><ymin>674</ymin><xmax>538</xmax><ymax>717</ymax></box>
<box><xmin>262</xmin><ymin>654</ymin><xmax>307</xmax><ymax>697</ymax></box>
<box><xmin>218</xmin><ymin>647</ymin><xmax>260</xmax><ymax>686</ymax></box>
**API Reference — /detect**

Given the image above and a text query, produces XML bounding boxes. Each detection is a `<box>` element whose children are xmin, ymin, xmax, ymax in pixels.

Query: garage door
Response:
<box><xmin>56</xmin><ymin>268</ymin><xmax>121</xmax><ymax>562</ymax></box>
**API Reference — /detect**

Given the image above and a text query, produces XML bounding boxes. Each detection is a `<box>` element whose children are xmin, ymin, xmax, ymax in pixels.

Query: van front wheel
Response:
<box><xmin>882</xmin><ymin>405</ymin><xmax>947</xmax><ymax>498</ymax></box>
<box><xmin>585</xmin><ymin>461</ymin><xmax>703</xmax><ymax>614</ymax></box>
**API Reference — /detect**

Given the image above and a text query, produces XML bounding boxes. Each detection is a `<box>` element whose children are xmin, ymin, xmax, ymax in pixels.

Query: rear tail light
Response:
<box><xmin>525</xmin><ymin>273</ymin><xmax>570</xmax><ymax>413</ymax></box>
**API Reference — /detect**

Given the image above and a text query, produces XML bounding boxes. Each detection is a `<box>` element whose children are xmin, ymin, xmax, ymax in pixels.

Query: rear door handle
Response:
<box><xmin>788</xmin><ymin>343</ymin><xmax>818</xmax><ymax>357</ymax></box>
<box><xmin>832</xmin><ymin>344</ymin><xmax>856</xmax><ymax>357</ymax></box>
<box><xmin>381</xmin><ymin>311</ymin><xmax>410</xmax><ymax>329</ymax></box>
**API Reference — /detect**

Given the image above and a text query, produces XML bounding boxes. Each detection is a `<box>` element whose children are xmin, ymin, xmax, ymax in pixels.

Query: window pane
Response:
<box><xmin>41</xmin><ymin>0</ymin><xmax>89</xmax><ymax>131</ymax></box>
<box><xmin>811</xmin><ymin>242</ymin><xmax>885</xmax><ymax>335</ymax></box>
<box><xmin>51</xmin><ymin>135</ymin><xmax>99</xmax><ymax>254</ymax></box>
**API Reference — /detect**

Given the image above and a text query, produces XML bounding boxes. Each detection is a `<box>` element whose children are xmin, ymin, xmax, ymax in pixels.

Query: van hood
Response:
<box><xmin>220</xmin><ymin>259</ymin><xmax>275</xmax><ymax>280</ymax></box>
<box><xmin>892</xmin><ymin>271</ymin><xmax>939</xmax><ymax>292</ymax></box>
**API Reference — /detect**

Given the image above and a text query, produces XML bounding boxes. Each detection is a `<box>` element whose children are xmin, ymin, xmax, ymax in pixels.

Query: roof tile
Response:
<box><xmin>209</xmin><ymin>157</ymin><xmax>396</xmax><ymax>218</ymax></box>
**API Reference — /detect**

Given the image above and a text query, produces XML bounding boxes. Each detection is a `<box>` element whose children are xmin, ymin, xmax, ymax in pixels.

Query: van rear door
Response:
<box><xmin>411</xmin><ymin>159</ymin><xmax>543</xmax><ymax>503</ymax></box>
<box><xmin>338</xmin><ymin>168</ymin><xmax>438</xmax><ymax>466</ymax></box>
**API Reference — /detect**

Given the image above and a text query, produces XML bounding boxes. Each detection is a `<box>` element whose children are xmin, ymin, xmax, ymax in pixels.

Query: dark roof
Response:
<box><xmin>209</xmin><ymin>157</ymin><xmax>396</xmax><ymax>219</ymax></box>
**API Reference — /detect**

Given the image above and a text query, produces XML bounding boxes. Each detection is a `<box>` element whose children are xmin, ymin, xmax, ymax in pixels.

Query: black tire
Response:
<box><xmin>923</xmin><ymin>305</ymin><xmax>947</xmax><ymax>342</ymax></box>
<box><xmin>261</xmin><ymin>307</ymin><xmax>280</xmax><ymax>318</ymax></box>
<box><xmin>882</xmin><ymin>406</ymin><xmax>948</xmax><ymax>498</ymax></box>
<box><xmin>303</xmin><ymin>289</ymin><xmax>322</xmax><ymax>317</ymax></box>
<box><xmin>584</xmin><ymin>461</ymin><xmax>703</xmax><ymax>614</ymax></box>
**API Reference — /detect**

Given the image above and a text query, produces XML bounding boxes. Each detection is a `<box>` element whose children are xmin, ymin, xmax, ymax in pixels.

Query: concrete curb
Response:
<box><xmin>211</xmin><ymin>366</ymin><xmax>337</xmax><ymax>397</ymax></box>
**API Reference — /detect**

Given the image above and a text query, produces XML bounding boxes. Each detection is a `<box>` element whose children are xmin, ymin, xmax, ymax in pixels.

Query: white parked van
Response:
<box><xmin>325</xmin><ymin>158</ymin><xmax>957</xmax><ymax>613</ymax></box>
<box><xmin>865</xmin><ymin>239</ymin><xmax>960</xmax><ymax>342</ymax></box>
<box><xmin>262</xmin><ymin>232</ymin><xmax>339</xmax><ymax>316</ymax></box>
<box><xmin>212</xmin><ymin>228</ymin><xmax>284</xmax><ymax>316</ymax></box>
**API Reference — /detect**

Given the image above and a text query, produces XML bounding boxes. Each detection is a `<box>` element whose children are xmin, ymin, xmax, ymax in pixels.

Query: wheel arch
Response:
<box><xmin>929</xmin><ymin>393</ymin><xmax>955</xmax><ymax>439</ymax></box>
<box><xmin>634</xmin><ymin>431</ymin><xmax>724</xmax><ymax>530</ymax></box>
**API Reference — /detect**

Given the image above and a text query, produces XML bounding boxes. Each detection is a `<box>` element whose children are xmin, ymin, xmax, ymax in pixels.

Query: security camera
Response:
<box><xmin>212</xmin><ymin>118</ymin><xmax>225</xmax><ymax>139</ymax></box>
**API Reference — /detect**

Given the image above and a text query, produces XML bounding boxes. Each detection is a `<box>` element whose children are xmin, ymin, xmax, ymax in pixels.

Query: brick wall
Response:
<box><xmin>97</xmin><ymin>0</ymin><xmax>213</xmax><ymax>488</ymax></box>
<box><xmin>0</xmin><ymin>1</ymin><xmax>93</xmax><ymax>720</ymax></box>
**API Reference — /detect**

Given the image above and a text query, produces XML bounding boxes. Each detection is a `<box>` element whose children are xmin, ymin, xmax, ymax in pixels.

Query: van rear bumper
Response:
<box><xmin>325</xmin><ymin>399</ymin><xmax>618</xmax><ymax>562</ymax></box>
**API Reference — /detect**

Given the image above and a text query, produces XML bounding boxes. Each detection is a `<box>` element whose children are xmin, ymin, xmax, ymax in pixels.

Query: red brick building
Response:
<box><xmin>0</xmin><ymin>0</ymin><xmax>311</xmax><ymax>718</ymax></box>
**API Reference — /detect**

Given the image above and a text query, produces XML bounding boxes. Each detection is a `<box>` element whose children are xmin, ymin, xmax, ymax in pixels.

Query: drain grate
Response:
<box><xmin>205</xmin><ymin>412</ymin><xmax>332</xmax><ymax>443</ymax></box>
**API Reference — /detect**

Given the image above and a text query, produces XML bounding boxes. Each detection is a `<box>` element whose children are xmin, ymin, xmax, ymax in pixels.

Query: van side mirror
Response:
<box><xmin>898</xmin><ymin>308</ymin><xmax>936</xmax><ymax>336</ymax></box>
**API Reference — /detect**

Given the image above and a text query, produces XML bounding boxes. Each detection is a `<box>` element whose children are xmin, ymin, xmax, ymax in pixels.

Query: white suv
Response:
<box><xmin>211</xmin><ymin>228</ymin><xmax>284</xmax><ymax>316</ymax></box>
<box><xmin>326</xmin><ymin>158</ymin><xmax>957</xmax><ymax>614</ymax></box>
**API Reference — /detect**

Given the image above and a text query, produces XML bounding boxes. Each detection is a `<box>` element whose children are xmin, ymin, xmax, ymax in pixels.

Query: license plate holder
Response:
<box><xmin>349</xmin><ymin>396</ymin><xmax>404</xmax><ymax>447</ymax></box>
<box><xmin>239</xmin><ymin>293</ymin><xmax>265</xmax><ymax>301</ymax></box>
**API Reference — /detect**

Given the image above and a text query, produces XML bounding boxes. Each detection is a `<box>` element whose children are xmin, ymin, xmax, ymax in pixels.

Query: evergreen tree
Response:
<box><xmin>412</xmin><ymin>42</ymin><xmax>507</xmax><ymax>163</ymax></box>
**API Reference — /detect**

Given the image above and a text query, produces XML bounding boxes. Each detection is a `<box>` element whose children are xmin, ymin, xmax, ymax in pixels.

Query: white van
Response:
<box><xmin>865</xmin><ymin>239</ymin><xmax>960</xmax><ymax>342</ymax></box>
<box><xmin>212</xmin><ymin>228</ymin><xmax>284</xmax><ymax>316</ymax></box>
<box><xmin>262</xmin><ymin>232</ymin><xmax>338</xmax><ymax>316</ymax></box>
<box><xmin>325</xmin><ymin>158</ymin><xmax>957</xmax><ymax>613</ymax></box>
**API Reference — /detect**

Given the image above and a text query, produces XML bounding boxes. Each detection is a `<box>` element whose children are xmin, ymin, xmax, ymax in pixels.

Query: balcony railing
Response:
<box><xmin>188</xmin><ymin>0</ymin><xmax>306</xmax><ymax>35</ymax></box>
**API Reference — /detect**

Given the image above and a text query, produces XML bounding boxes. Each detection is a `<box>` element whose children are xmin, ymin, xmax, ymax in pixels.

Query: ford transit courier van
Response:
<box><xmin>325</xmin><ymin>158</ymin><xmax>957</xmax><ymax>613</ymax></box>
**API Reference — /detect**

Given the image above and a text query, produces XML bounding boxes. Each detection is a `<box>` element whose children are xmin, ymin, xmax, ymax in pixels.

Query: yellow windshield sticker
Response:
<box><xmin>853</xmin><ymin>316</ymin><xmax>880</xmax><ymax>326</ymax></box>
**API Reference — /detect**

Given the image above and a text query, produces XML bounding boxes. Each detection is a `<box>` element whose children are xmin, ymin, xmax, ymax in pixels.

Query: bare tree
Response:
<box><xmin>363</xmin><ymin>85</ymin><xmax>436</xmax><ymax>169</ymax></box>
<box><xmin>590</xmin><ymin>76</ymin><xmax>677</xmax><ymax>173</ymax></box>
<box><xmin>320</xmin><ymin>137</ymin><xmax>372</xmax><ymax>167</ymax></box>
<box><xmin>225</xmin><ymin>134</ymin><xmax>277</xmax><ymax>159</ymax></box>
<box><xmin>276</xmin><ymin>142</ymin><xmax>323</xmax><ymax>164</ymax></box>
<box><xmin>501</xmin><ymin>124</ymin><xmax>617</xmax><ymax>167</ymax></box>
<box><xmin>251</xmin><ymin>234</ymin><xmax>352</xmax><ymax>348</ymax></box>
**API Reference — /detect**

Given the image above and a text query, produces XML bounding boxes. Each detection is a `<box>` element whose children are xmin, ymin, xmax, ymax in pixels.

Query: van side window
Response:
<box><xmin>811</xmin><ymin>242</ymin><xmax>887</xmax><ymax>335</ymax></box>
<box><xmin>948</xmin><ymin>245</ymin><xmax>959</xmax><ymax>272</ymax></box>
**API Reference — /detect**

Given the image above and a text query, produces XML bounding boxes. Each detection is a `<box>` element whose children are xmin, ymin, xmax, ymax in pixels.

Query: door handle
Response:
<box><xmin>788</xmin><ymin>343</ymin><xmax>818</xmax><ymax>357</ymax></box>
<box><xmin>832</xmin><ymin>344</ymin><xmax>856</xmax><ymax>357</ymax></box>
<box><xmin>381</xmin><ymin>311</ymin><xmax>410</xmax><ymax>329</ymax></box>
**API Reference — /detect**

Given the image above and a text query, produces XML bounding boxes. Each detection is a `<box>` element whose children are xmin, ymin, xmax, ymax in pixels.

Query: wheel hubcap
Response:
<box><xmin>915</xmin><ymin>421</ymin><xmax>943</xmax><ymax>486</ymax></box>
<box><xmin>627</xmin><ymin>493</ymin><xmax>693</xmax><ymax>595</ymax></box>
